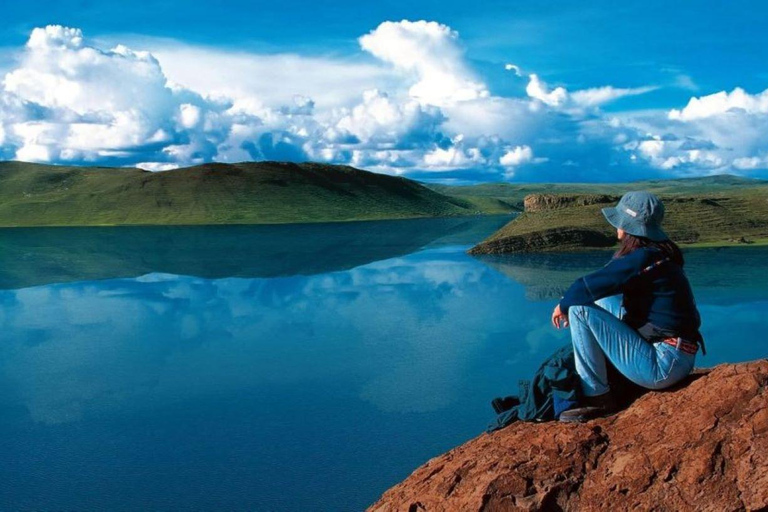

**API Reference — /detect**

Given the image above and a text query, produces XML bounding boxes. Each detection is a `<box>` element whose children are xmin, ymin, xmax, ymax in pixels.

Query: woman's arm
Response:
<box><xmin>558</xmin><ymin>249</ymin><xmax>649</xmax><ymax>315</ymax></box>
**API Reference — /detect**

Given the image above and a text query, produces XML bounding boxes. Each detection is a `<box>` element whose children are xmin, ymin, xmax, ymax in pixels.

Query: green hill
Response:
<box><xmin>469</xmin><ymin>187</ymin><xmax>768</xmax><ymax>254</ymax></box>
<box><xmin>0</xmin><ymin>161</ymin><xmax>515</xmax><ymax>227</ymax></box>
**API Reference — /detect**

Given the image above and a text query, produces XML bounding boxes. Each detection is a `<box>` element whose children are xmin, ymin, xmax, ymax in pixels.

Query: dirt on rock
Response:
<box><xmin>368</xmin><ymin>360</ymin><xmax>768</xmax><ymax>512</ymax></box>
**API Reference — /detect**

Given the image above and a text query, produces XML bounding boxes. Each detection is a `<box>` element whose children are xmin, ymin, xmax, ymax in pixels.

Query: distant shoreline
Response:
<box><xmin>0</xmin><ymin>211</ymin><xmax>515</xmax><ymax>229</ymax></box>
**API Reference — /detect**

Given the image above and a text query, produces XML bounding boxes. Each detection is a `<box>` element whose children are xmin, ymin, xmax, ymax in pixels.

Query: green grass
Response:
<box><xmin>684</xmin><ymin>237</ymin><xmax>768</xmax><ymax>248</ymax></box>
<box><xmin>469</xmin><ymin>188</ymin><xmax>768</xmax><ymax>253</ymax></box>
<box><xmin>0</xmin><ymin>161</ymin><xmax>516</xmax><ymax>227</ymax></box>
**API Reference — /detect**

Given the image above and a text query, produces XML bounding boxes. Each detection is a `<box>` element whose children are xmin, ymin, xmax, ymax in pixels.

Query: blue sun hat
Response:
<box><xmin>601</xmin><ymin>191</ymin><xmax>668</xmax><ymax>241</ymax></box>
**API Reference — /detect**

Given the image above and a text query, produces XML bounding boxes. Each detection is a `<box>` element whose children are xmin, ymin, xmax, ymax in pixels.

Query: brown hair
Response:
<box><xmin>614</xmin><ymin>233</ymin><xmax>684</xmax><ymax>266</ymax></box>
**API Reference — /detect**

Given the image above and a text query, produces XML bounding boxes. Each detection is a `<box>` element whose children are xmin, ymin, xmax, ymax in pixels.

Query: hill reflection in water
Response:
<box><xmin>0</xmin><ymin>215</ymin><xmax>513</xmax><ymax>289</ymax></box>
<box><xmin>473</xmin><ymin>246</ymin><xmax>768</xmax><ymax>305</ymax></box>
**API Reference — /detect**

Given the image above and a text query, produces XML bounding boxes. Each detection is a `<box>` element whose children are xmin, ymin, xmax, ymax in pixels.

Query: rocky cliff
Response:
<box><xmin>369</xmin><ymin>360</ymin><xmax>768</xmax><ymax>511</ymax></box>
<box><xmin>523</xmin><ymin>194</ymin><xmax>619</xmax><ymax>213</ymax></box>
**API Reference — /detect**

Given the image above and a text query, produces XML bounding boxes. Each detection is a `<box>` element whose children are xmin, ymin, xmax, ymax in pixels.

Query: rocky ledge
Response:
<box><xmin>369</xmin><ymin>360</ymin><xmax>768</xmax><ymax>511</ymax></box>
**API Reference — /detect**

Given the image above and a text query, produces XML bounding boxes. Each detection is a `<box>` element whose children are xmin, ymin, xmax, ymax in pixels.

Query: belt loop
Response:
<box><xmin>676</xmin><ymin>337</ymin><xmax>682</xmax><ymax>350</ymax></box>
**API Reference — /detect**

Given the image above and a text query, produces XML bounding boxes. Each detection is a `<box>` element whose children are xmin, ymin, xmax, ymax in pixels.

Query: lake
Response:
<box><xmin>1</xmin><ymin>216</ymin><xmax>767</xmax><ymax>511</ymax></box>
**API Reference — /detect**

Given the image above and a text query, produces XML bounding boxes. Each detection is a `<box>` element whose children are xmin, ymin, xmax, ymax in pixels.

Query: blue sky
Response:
<box><xmin>1</xmin><ymin>0</ymin><xmax>768</xmax><ymax>182</ymax></box>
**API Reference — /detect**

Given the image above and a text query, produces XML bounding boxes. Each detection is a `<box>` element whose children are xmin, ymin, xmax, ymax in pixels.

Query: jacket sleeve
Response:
<box><xmin>558</xmin><ymin>249</ymin><xmax>648</xmax><ymax>314</ymax></box>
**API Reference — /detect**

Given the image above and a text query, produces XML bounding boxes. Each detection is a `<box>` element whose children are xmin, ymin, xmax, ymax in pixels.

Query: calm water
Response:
<box><xmin>1</xmin><ymin>217</ymin><xmax>767</xmax><ymax>511</ymax></box>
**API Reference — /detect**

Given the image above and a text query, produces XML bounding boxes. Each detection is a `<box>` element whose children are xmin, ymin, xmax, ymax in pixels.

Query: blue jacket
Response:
<box><xmin>488</xmin><ymin>344</ymin><xmax>580</xmax><ymax>431</ymax></box>
<box><xmin>558</xmin><ymin>247</ymin><xmax>703</xmax><ymax>343</ymax></box>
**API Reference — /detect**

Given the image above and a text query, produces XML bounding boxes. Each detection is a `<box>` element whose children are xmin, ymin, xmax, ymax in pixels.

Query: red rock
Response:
<box><xmin>369</xmin><ymin>360</ymin><xmax>768</xmax><ymax>512</ymax></box>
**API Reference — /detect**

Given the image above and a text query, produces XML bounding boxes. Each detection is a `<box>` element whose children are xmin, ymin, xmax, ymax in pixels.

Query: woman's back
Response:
<box><xmin>619</xmin><ymin>246</ymin><xmax>702</xmax><ymax>342</ymax></box>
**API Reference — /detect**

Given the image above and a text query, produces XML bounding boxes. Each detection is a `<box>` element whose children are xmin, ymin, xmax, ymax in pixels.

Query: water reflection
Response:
<box><xmin>0</xmin><ymin>215</ymin><xmax>513</xmax><ymax>289</ymax></box>
<box><xmin>474</xmin><ymin>246</ymin><xmax>768</xmax><ymax>304</ymax></box>
<box><xmin>0</xmin><ymin>220</ymin><xmax>766</xmax><ymax>511</ymax></box>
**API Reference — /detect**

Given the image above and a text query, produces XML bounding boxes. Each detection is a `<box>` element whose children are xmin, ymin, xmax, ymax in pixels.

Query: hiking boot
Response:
<box><xmin>491</xmin><ymin>396</ymin><xmax>520</xmax><ymax>414</ymax></box>
<box><xmin>558</xmin><ymin>392</ymin><xmax>617</xmax><ymax>423</ymax></box>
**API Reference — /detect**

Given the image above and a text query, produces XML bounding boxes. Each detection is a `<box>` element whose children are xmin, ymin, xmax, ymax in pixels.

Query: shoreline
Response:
<box><xmin>0</xmin><ymin>212</ymin><xmax>517</xmax><ymax>230</ymax></box>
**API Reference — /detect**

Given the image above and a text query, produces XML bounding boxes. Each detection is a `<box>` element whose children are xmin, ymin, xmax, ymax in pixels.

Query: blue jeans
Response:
<box><xmin>567</xmin><ymin>295</ymin><xmax>696</xmax><ymax>397</ymax></box>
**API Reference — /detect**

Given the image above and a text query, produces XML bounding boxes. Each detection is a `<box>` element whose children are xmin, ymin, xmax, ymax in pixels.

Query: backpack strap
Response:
<box><xmin>637</xmin><ymin>256</ymin><xmax>672</xmax><ymax>277</ymax></box>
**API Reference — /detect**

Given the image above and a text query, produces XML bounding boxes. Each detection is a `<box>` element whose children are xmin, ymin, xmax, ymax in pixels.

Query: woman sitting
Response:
<box><xmin>551</xmin><ymin>191</ymin><xmax>704</xmax><ymax>423</ymax></box>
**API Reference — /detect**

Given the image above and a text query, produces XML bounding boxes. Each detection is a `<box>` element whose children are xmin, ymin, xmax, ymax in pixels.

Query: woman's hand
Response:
<box><xmin>551</xmin><ymin>304</ymin><xmax>569</xmax><ymax>329</ymax></box>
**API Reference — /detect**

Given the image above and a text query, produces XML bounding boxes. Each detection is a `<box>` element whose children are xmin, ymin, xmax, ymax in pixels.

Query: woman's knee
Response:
<box><xmin>594</xmin><ymin>294</ymin><xmax>623</xmax><ymax>318</ymax></box>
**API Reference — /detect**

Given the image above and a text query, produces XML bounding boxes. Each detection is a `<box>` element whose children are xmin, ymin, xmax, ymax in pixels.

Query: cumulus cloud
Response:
<box><xmin>500</xmin><ymin>145</ymin><xmax>534</xmax><ymax>167</ymax></box>
<box><xmin>3</xmin><ymin>22</ymin><xmax>767</xmax><ymax>181</ymax></box>
<box><xmin>420</xmin><ymin>135</ymin><xmax>501</xmax><ymax>171</ymax></box>
<box><xmin>669</xmin><ymin>87</ymin><xmax>768</xmax><ymax>121</ymax></box>
<box><xmin>332</xmin><ymin>89</ymin><xmax>445</xmax><ymax>148</ymax></box>
<box><xmin>1</xmin><ymin>26</ymin><xmax>217</xmax><ymax>165</ymax></box>
<box><xmin>358</xmin><ymin>20</ymin><xmax>489</xmax><ymax>106</ymax></box>
<box><xmin>526</xmin><ymin>74</ymin><xmax>569</xmax><ymax>107</ymax></box>
<box><xmin>619</xmin><ymin>86</ymin><xmax>768</xmax><ymax>173</ymax></box>
<box><xmin>632</xmin><ymin>136</ymin><xmax>724</xmax><ymax>170</ymax></box>
<box><xmin>0</xmin><ymin>26</ymin><xmax>332</xmax><ymax>169</ymax></box>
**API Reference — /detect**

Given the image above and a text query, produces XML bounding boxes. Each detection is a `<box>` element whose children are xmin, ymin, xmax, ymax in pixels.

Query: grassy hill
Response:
<box><xmin>468</xmin><ymin>186</ymin><xmax>768</xmax><ymax>254</ymax></box>
<box><xmin>428</xmin><ymin>175</ymin><xmax>768</xmax><ymax>212</ymax></box>
<box><xmin>0</xmin><ymin>161</ymin><xmax>515</xmax><ymax>227</ymax></box>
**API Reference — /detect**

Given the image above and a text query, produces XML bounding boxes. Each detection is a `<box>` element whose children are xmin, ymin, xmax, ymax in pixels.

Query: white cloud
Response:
<box><xmin>178</xmin><ymin>103</ymin><xmax>202</xmax><ymax>129</ymax></box>
<box><xmin>500</xmin><ymin>145</ymin><xmax>533</xmax><ymax>167</ymax></box>
<box><xmin>2</xmin><ymin>26</ymin><xmax>193</xmax><ymax>164</ymax></box>
<box><xmin>526</xmin><ymin>74</ymin><xmax>568</xmax><ymax>107</ymax></box>
<box><xmin>0</xmin><ymin>26</ymin><xmax>322</xmax><ymax>168</ymax></box>
<box><xmin>332</xmin><ymin>89</ymin><xmax>444</xmax><ymax>148</ymax></box>
<box><xmin>526</xmin><ymin>73</ymin><xmax>654</xmax><ymax>110</ymax></box>
<box><xmin>570</xmin><ymin>85</ymin><xmax>656</xmax><ymax>108</ymax></box>
<box><xmin>669</xmin><ymin>87</ymin><xmax>768</xmax><ymax>121</ymax></box>
<box><xmin>359</xmin><ymin>20</ymin><xmax>489</xmax><ymax>106</ymax></box>
<box><xmin>6</xmin><ymin>22</ymin><xmax>767</xmax><ymax>181</ymax></box>
<box><xmin>618</xmin><ymin>86</ymin><xmax>768</xmax><ymax>174</ymax></box>
<box><xmin>136</xmin><ymin>162</ymin><xmax>180</xmax><ymax>171</ymax></box>
<box><xmin>423</xmin><ymin>144</ymin><xmax>481</xmax><ymax>169</ymax></box>
<box><xmin>504</xmin><ymin>63</ymin><xmax>523</xmax><ymax>77</ymax></box>
<box><xmin>733</xmin><ymin>156</ymin><xmax>768</xmax><ymax>170</ymax></box>
<box><xmin>148</xmin><ymin>43</ymin><xmax>396</xmax><ymax>110</ymax></box>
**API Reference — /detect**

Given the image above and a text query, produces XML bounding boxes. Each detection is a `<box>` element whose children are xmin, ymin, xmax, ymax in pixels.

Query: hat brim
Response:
<box><xmin>601</xmin><ymin>207</ymin><xmax>668</xmax><ymax>242</ymax></box>
<box><xmin>601</xmin><ymin>207</ymin><xmax>623</xmax><ymax>231</ymax></box>
<box><xmin>643</xmin><ymin>225</ymin><xmax>669</xmax><ymax>242</ymax></box>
